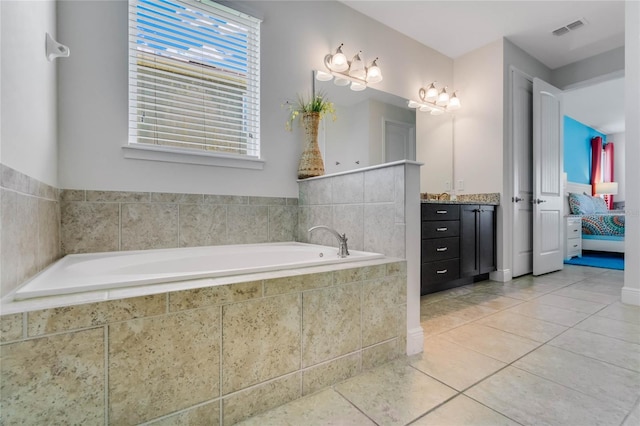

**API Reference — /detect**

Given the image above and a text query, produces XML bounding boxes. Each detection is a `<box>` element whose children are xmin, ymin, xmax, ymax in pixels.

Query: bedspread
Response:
<box><xmin>582</xmin><ymin>214</ymin><xmax>625</xmax><ymax>236</ymax></box>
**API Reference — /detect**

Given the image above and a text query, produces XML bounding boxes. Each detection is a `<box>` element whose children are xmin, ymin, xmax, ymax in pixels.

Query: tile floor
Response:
<box><xmin>238</xmin><ymin>265</ymin><xmax>640</xmax><ymax>426</ymax></box>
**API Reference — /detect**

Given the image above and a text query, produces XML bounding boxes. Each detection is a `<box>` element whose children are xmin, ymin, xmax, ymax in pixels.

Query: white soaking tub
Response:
<box><xmin>14</xmin><ymin>242</ymin><xmax>384</xmax><ymax>300</ymax></box>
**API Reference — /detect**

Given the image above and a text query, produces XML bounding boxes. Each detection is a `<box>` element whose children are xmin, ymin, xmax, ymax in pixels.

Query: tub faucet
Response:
<box><xmin>308</xmin><ymin>225</ymin><xmax>350</xmax><ymax>258</ymax></box>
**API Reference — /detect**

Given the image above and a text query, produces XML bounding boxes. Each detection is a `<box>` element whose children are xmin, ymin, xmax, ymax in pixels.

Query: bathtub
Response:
<box><xmin>14</xmin><ymin>242</ymin><xmax>384</xmax><ymax>300</ymax></box>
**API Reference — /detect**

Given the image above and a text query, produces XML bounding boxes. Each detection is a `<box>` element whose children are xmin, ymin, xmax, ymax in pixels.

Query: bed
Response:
<box><xmin>565</xmin><ymin>182</ymin><xmax>625</xmax><ymax>253</ymax></box>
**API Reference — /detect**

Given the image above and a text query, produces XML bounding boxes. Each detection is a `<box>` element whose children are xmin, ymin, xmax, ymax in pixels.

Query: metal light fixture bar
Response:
<box><xmin>316</xmin><ymin>43</ymin><xmax>383</xmax><ymax>91</ymax></box>
<box><xmin>408</xmin><ymin>82</ymin><xmax>461</xmax><ymax>115</ymax></box>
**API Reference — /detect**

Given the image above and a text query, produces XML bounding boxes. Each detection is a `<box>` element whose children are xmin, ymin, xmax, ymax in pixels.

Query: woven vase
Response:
<box><xmin>297</xmin><ymin>112</ymin><xmax>325</xmax><ymax>179</ymax></box>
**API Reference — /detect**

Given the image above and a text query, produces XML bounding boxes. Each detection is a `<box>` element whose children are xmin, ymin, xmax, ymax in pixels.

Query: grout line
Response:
<box><xmin>104</xmin><ymin>325</ymin><xmax>109</xmax><ymax>426</ymax></box>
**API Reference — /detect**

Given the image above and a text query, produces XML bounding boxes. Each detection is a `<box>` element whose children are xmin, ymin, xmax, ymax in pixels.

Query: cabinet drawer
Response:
<box><xmin>422</xmin><ymin>204</ymin><xmax>460</xmax><ymax>221</ymax></box>
<box><xmin>422</xmin><ymin>237</ymin><xmax>459</xmax><ymax>262</ymax></box>
<box><xmin>567</xmin><ymin>238</ymin><xmax>582</xmax><ymax>255</ymax></box>
<box><xmin>422</xmin><ymin>259</ymin><xmax>460</xmax><ymax>284</ymax></box>
<box><xmin>422</xmin><ymin>221</ymin><xmax>460</xmax><ymax>239</ymax></box>
<box><xmin>567</xmin><ymin>221</ymin><xmax>581</xmax><ymax>237</ymax></box>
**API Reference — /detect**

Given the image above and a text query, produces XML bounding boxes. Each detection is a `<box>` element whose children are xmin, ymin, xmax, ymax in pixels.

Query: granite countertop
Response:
<box><xmin>420</xmin><ymin>193</ymin><xmax>500</xmax><ymax>206</ymax></box>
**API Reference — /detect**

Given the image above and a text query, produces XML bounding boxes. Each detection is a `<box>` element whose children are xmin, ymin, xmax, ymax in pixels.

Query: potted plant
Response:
<box><xmin>285</xmin><ymin>92</ymin><xmax>336</xmax><ymax>179</ymax></box>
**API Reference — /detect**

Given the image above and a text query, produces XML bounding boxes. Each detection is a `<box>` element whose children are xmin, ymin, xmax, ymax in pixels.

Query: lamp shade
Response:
<box><xmin>595</xmin><ymin>182</ymin><xmax>618</xmax><ymax>195</ymax></box>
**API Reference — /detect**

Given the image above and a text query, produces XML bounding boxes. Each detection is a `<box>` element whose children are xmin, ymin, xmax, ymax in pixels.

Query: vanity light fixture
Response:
<box><xmin>318</xmin><ymin>43</ymin><xmax>383</xmax><ymax>91</ymax></box>
<box><xmin>408</xmin><ymin>83</ymin><xmax>461</xmax><ymax>115</ymax></box>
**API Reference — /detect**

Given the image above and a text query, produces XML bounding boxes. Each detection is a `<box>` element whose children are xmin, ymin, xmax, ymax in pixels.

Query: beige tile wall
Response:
<box><xmin>60</xmin><ymin>191</ymin><xmax>299</xmax><ymax>254</ymax></box>
<box><xmin>0</xmin><ymin>166</ymin><xmax>299</xmax><ymax>298</ymax></box>
<box><xmin>298</xmin><ymin>164</ymin><xmax>406</xmax><ymax>258</ymax></box>
<box><xmin>0</xmin><ymin>164</ymin><xmax>61</xmax><ymax>298</ymax></box>
<box><xmin>0</xmin><ymin>261</ymin><xmax>406</xmax><ymax>425</ymax></box>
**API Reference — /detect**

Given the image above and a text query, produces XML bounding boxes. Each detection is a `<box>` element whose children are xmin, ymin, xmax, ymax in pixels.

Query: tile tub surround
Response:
<box><xmin>1</xmin><ymin>164</ymin><xmax>61</xmax><ymax>298</ymax></box>
<box><xmin>298</xmin><ymin>164</ymin><xmax>407</xmax><ymax>258</ymax></box>
<box><xmin>297</xmin><ymin>160</ymin><xmax>424</xmax><ymax>357</ymax></box>
<box><xmin>60</xmin><ymin>190</ymin><xmax>299</xmax><ymax>254</ymax></box>
<box><xmin>0</xmin><ymin>259</ymin><xmax>407</xmax><ymax>425</ymax></box>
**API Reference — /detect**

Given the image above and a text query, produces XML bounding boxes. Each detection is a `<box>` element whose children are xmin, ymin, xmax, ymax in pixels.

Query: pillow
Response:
<box><xmin>591</xmin><ymin>195</ymin><xmax>609</xmax><ymax>213</ymax></box>
<box><xmin>568</xmin><ymin>192</ymin><xmax>595</xmax><ymax>215</ymax></box>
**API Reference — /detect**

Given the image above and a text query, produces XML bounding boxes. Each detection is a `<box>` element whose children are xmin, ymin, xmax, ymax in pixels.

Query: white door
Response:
<box><xmin>512</xmin><ymin>70</ymin><xmax>533</xmax><ymax>277</ymax></box>
<box><xmin>384</xmin><ymin>120</ymin><xmax>416</xmax><ymax>162</ymax></box>
<box><xmin>532</xmin><ymin>78</ymin><xmax>564</xmax><ymax>276</ymax></box>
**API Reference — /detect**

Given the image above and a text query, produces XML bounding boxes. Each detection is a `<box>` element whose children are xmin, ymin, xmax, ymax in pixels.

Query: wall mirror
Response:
<box><xmin>313</xmin><ymin>71</ymin><xmax>416</xmax><ymax>174</ymax></box>
<box><xmin>313</xmin><ymin>71</ymin><xmax>453</xmax><ymax>194</ymax></box>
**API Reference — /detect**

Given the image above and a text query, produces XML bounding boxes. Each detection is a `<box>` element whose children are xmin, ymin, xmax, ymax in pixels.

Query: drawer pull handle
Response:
<box><xmin>436</xmin><ymin>269</ymin><xmax>448</xmax><ymax>274</ymax></box>
<box><xmin>573</xmin><ymin>244</ymin><xmax>578</xmax><ymax>248</ymax></box>
<box><xmin>436</xmin><ymin>227</ymin><xmax>448</xmax><ymax>232</ymax></box>
<box><xmin>436</xmin><ymin>210</ymin><xmax>448</xmax><ymax>214</ymax></box>
<box><xmin>436</xmin><ymin>247</ymin><xmax>448</xmax><ymax>252</ymax></box>
<box><xmin>573</xmin><ymin>229</ymin><xmax>578</xmax><ymax>233</ymax></box>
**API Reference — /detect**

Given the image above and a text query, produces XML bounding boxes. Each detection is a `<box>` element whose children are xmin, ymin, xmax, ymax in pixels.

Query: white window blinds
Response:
<box><xmin>128</xmin><ymin>0</ymin><xmax>260</xmax><ymax>158</ymax></box>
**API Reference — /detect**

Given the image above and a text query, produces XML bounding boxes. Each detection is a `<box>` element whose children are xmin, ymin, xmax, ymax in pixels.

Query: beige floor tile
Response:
<box><xmin>568</xmin><ymin>279</ymin><xmax>624</xmax><ymax>297</ymax></box>
<box><xmin>596</xmin><ymin>301</ymin><xmax>640</xmax><ymax>324</ymax></box>
<box><xmin>335</xmin><ymin>361</ymin><xmax>457</xmax><ymax>426</ymax></box>
<box><xmin>411</xmin><ymin>394</ymin><xmax>520</xmax><ymax>426</ymax></box>
<box><xmin>505</xmin><ymin>300</ymin><xmax>590</xmax><ymax>326</ymax></box>
<box><xmin>553</xmin><ymin>265</ymin><xmax>609</xmax><ymax>277</ymax></box>
<box><xmin>465</xmin><ymin>366</ymin><xmax>627</xmax><ymax>426</ymax></box>
<box><xmin>550</xmin><ymin>286</ymin><xmax>620</xmax><ymax>304</ymax></box>
<box><xmin>599</xmin><ymin>269</ymin><xmax>625</xmax><ymax>283</ymax></box>
<box><xmin>420</xmin><ymin>286</ymin><xmax>474</xmax><ymax>306</ymax></box>
<box><xmin>236</xmin><ymin>388</ymin><xmax>375</xmax><ymax>426</ymax></box>
<box><xmin>476</xmin><ymin>285</ymin><xmax>547</xmax><ymax>301</ymax></box>
<box><xmin>534</xmin><ymin>293</ymin><xmax>607</xmax><ymax>314</ymax></box>
<box><xmin>423</xmin><ymin>298</ymin><xmax>498</xmax><ymax>322</ymax></box>
<box><xmin>549</xmin><ymin>328</ymin><xmax>640</xmax><ymax>372</ymax></box>
<box><xmin>421</xmin><ymin>314</ymin><xmax>469</xmax><ymax>337</ymax></box>
<box><xmin>476</xmin><ymin>311</ymin><xmax>568</xmax><ymax>342</ymax></box>
<box><xmin>412</xmin><ymin>336</ymin><xmax>506</xmax><ymax>391</ymax></box>
<box><xmin>622</xmin><ymin>401</ymin><xmax>640</xmax><ymax>426</ymax></box>
<box><xmin>438</xmin><ymin>323</ymin><xmax>540</xmax><ymax>363</ymax></box>
<box><xmin>513</xmin><ymin>345</ymin><xmax>640</xmax><ymax>411</ymax></box>
<box><xmin>575</xmin><ymin>315</ymin><xmax>640</xmax><ymax>344</ymax></box>
<box><xmin>454</xmin><ymin>292</ymin><xmax>523</xmax><ymax>311</ymax></box>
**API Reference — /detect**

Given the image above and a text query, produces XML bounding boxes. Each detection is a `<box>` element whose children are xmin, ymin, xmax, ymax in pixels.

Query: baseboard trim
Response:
<box><xmin>621</xmin><ymin>287</ymin><xmax>640</xmax><ymax>306</ymax></box>
<box><xmin>490</xmin><ymin>269</ymin><xmax>512</xmax><ymax>282</ymax></box>
<box><xmin>406</xmin><ymin>326</ymin><xmax>424</xmax><ymax>356</ymax></box>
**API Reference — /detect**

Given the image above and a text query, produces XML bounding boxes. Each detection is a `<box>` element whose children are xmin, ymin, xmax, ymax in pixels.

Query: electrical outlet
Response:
<box><xmin>456</xmin><ymin>179</ymin><xmax>464</xmax><ymax>191</ymax></box>
<box><xmin>445</xmin><ymin>181</ymin><xmax>451</xmax><ymax>191</ymax></box>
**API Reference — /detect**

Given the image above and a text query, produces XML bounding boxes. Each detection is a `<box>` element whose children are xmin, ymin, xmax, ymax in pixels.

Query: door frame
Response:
<box><xmin>508</xmin><ymin>66</ymin><xmax>535</xmax><ymax>280</ymax></box>
<box><xmin>382</xmin><ymin>118</ymin><xmax>416</xmax><ymax>163</ymax></box>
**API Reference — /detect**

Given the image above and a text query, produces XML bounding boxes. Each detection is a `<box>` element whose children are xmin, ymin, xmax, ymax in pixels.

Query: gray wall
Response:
<box><xmin>56</xmin><ymin>0</ymin><xmax>453</xmax><ymax>197</ymax></box>
<box><xmin>551</xmin><ymin>46</ymin><xmax>625</xmax><ymax>89</ymax></box>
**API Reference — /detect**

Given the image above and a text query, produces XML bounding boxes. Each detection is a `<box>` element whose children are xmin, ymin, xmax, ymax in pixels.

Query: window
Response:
<box><xmin>127</xmin><ymin>0</ymin><xmax>261</xmax><ymax>166</ymax></box>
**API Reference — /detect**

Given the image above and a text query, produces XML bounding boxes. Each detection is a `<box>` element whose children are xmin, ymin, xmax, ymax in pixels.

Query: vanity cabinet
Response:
<box><xmin>460</xmin><ymin>205</ymin><xmax>496</xmax><ymax>277</ymax></box>
<box><xmin>421</xmin><ymin>203</ymin><xmax>496</xmax><ymax>295</ymax></box>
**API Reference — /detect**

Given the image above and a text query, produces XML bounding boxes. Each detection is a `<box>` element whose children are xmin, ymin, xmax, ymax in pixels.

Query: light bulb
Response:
<box><xmin>350</xmin><ymin>82</ymin><xmax>366</xmax><ymax>91</ymax></box>
<box><xmin>430</xmin><ymin>108</ymin><xmax>444</xmax><ymax>116</ymax></box>
<box><xmin>330</xmin><ymin>44</ymin><xmax>348</xmax><ymax>72</ymax></box>
<box><xmin>436</xmin><ymin>88</ymin><xmax>449</xmax><ymax>106</ymax></box>
<box><xmin>419</xmin><ymin>105</ymin><xmax>432</xmax><ymax>112</ymax></box>
<box><xmin>349</xmin><ymin>52</ymin><xmax>366</xmax><ymax>80</ymax></box>
<box><xmin>425</xmin><ymin>83</ymin><xmax>438</xmax><ymax>101</ymax></box>
<box><xmin>366</xmin><ymin>58</ymin><xmax>382</xmax><ymax>83</ymax></box>
<box><xmin>448</xmin><ymin>92</ymin><xmax>461</xmax><ymax>110</ymax></box>
<box><xmin>408</xmin><ymin>100</ymin><xmax>420</xmax><ymax>108</ymax></box>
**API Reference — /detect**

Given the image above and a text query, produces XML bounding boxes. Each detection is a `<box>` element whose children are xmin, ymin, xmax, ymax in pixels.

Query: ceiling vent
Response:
<box><xmin>552</xmin><ymin>18</ymin><xmax>587</xmax><ymax>36</ymax></box>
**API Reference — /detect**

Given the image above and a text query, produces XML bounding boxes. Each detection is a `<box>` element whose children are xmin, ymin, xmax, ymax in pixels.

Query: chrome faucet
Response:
<box><xmin>308</xmin><ymin>225</ymin><xmax>350</xmax><ymax>258</ymax></box>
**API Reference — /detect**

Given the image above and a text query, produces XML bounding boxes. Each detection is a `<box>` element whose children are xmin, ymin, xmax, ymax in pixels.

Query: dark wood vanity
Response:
<box><xmin>421</xmin><ymin>202</ymin><xmax>496</xmax><ymax>295</ymax></box>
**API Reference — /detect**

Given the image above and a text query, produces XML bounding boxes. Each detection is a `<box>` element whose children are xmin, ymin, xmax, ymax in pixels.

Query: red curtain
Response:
<box><xmin>591</xmin><ymin>136</ymin><xmax>603</xmax><ymax>196</ymax></box>
<box><xmin>603</xmin><ymin>142</ymin><xmax>614</xmax><ymax>209</ymax></box>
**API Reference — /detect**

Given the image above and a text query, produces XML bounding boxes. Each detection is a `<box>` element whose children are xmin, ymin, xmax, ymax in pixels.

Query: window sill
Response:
<box><xmin>122</xmin><ymin>144</ymin><xmax>264</xmax><ymax>170</ymax></box>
